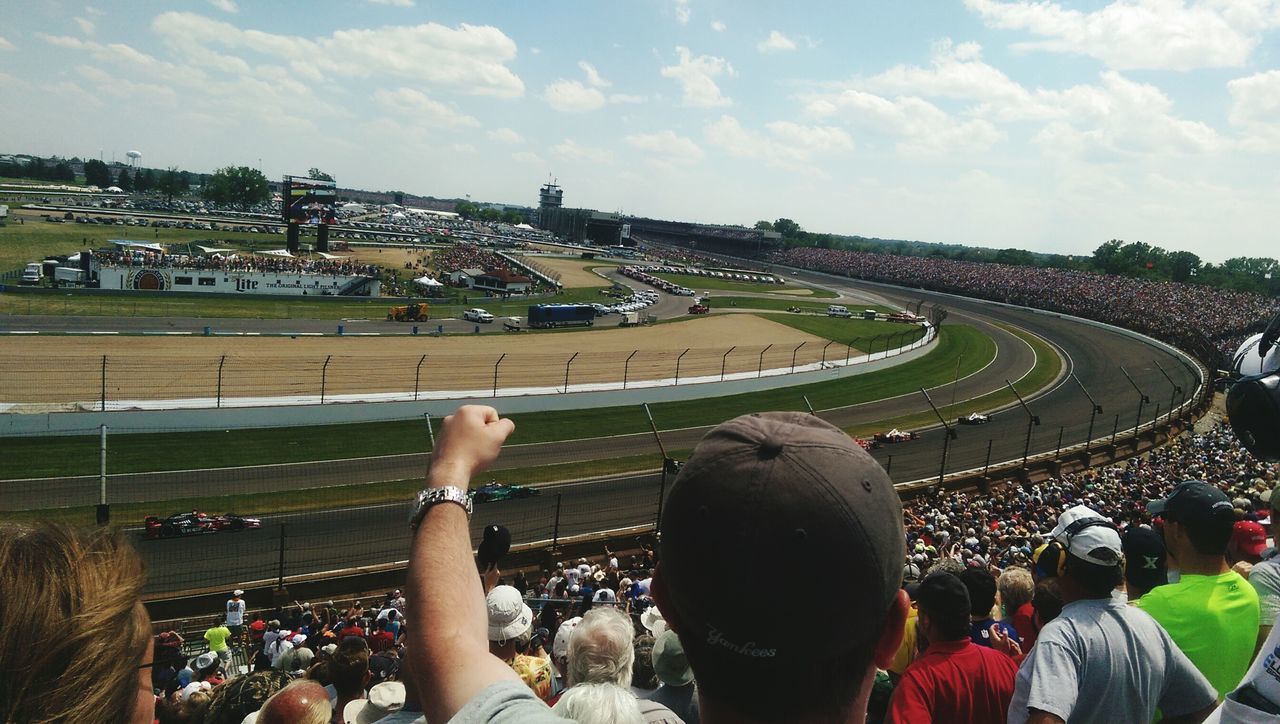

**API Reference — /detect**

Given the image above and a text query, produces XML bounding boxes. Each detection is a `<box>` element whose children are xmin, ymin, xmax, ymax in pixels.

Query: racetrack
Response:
<box><xmin>3</xmin><ymin>270</ymin><xmax>1203</xmax><ymax>595</ymax></box>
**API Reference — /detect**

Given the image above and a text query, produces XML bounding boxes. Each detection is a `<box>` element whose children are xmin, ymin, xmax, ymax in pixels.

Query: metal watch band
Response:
<box><xmin>409</xmin><ymin>485</ymin><xmax>473</xmax><ymax>529</ymax></box>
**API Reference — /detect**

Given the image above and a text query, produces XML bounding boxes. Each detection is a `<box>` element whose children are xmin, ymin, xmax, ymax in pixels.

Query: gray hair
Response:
<box><xmin>997</xmin><ymin>567</ymin><xmax>1035</xmax><ymax>612</ymax></box>
<box><xmin>551</xmin><ymin>683</ymin><xmax>645</xmax><ymax>724</ymax></box>
<box><xmin>567</xmin><ymin>606</ymin><xmax>635</xmax><ymax>687</ymax></box>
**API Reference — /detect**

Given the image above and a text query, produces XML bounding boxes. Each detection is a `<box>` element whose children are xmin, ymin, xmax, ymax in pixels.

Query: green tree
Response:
<box><xmin>774</xmin><ymin>218</ymin><xmax>801</xmax><ymax>237</ymax></box>
<box><xmin>454</xmin><ymin>201</ymin><xmax>480</xmax><ymax>219</ymax></box>
<box><xmin>1164</xmin><ymin>250</ymin><xmax>1201</xmax><ymax>283</ymax></box>
<box><xmin>1092</xmin><ymin>239</ymin><xmax>1125</xmax><ymax>274</ymax></box>
<box><xmin>500</xmin><ymin>210</ymin><xmax>523</xmax><ymax>224</ymax></box>
<box><xmin>52</xmin><ymin>161</ymin><xmax>76</xmax><ymax>182</ymax></box>
<box><xmin>995</xmin><ymin>248</ymin><xmax>1035</xmax><ymax>266</ymax></box>
<box><xmin>84</xmin><ymin>159</ymin><xmax>111</xmax><ymax>187</ymax></box>
<box><xmin>157</xmin><ymin>168</ymin><xmax>185</xmax><ymax>201</ymax></box>
<box><xmin>754</xmin><ymin>220</ymin><xmax>775</xmax><ymax>232</ymax></box>
<box><xmin>479</xmin><ymin>207</ymin><xmax>502</xmax><ymax>222</ymax></box>
<box><xmin>202</xmin><ymin>165</ymin><xmax>270</xmax><ymax>208</ymax></box>
<box><xmin>134</xmin><ymin>168</ymin><xmax>153</xmax><ymax>192</ymax></box>
<box><xmin>307</xmin><ymin>167</ymin><xmax>334</xmax><ymax>182</ymax></box>
<box><xmin>116</xmin><ymin>168</ymin><xmax>133</xmax><ymax>191</ymax></box>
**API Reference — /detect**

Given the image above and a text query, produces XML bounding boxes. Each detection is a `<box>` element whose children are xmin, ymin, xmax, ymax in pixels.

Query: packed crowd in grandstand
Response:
<box><xmin>771</xmin><ymin>247</ymin><xmax>1280</xmax><ymax>362</ymax></box>
<box><xmin>94</xmin><ymin>249</ymin><xmax>381</xmax><ymax>278</ymax></box>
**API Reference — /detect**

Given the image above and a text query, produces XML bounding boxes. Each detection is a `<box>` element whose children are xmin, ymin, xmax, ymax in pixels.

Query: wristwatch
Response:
<box><xmin>409</xmin><ymin>486</ymin><xmax>473</xmax><ymax>529</ymax></box>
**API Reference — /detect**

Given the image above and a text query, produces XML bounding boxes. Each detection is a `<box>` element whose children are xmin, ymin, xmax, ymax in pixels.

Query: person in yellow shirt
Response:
<box><xmin>204</xmin><ymin>618</ymin><xmax>233</xmax><ymax>667</ymax></box>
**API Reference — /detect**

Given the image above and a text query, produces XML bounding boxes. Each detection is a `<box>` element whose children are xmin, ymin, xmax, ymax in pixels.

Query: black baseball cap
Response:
<box><xmin>1147</xmin><ymin>481</ymin><xmax>1234</xmax><ymax>524</ymax></box>
<box><xmin>1121</xmin><ymin>526</ymin><xmax>1168</xmax><ymax>592</ymax></box>
<box><xmin>658</xmin><ymin>412</ymin><xmax>905</xmax><ymax>670</ymax></box>
<box><xmin>914</xmin><ymin>572</ymin><xmax>970</xmax><ymax>619</ymax></box>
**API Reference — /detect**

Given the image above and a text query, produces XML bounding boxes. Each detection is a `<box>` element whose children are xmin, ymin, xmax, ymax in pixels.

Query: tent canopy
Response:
<box><xmin>258</xmin><ymin>249</ymin><xmax>294</xmax><ymax>258</ymax></box>
<box><xmin>413</xmin><ymin>275</ymin><xmax>444</xmax><ymax>287</ymax></box>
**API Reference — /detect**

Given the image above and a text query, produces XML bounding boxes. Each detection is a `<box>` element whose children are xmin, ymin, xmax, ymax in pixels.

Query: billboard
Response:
<box><xmin>282</xmin><ymin>175</ymin><xmax>337</xmax><ymax>225</ymax></box>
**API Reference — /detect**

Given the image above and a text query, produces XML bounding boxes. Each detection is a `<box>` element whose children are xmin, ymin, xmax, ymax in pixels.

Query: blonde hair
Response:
<box><xmin>997</xmin><ymin>567</ymin><xmax>1035</xmax><ymax>613</ymax></box>
<box><xmin>0</xmin><ymin>524</ymin><xmax>150</xmax><ymax>723</ymax></box>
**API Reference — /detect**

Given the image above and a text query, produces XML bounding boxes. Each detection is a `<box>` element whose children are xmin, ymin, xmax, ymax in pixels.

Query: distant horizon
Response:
<box><xmin>2</xmin><ymin>1</ymin><xmax>1278</xmax><ymax>264</ymax></box>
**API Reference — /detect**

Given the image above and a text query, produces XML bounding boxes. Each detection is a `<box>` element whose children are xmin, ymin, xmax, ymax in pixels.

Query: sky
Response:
<box><xmin>1</xmin><ymin>1</ymin><xmax>1279</xmax><ymax>262</ymax></box>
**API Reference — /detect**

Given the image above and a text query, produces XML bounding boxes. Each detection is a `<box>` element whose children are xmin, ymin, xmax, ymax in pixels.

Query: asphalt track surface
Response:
<box><xmin>4</xmin><ymin>273</ymin><xmax>1202</xmax><ymax>594</ymax></box>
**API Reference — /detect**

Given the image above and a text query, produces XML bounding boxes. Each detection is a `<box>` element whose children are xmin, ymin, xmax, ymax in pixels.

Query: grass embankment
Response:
<box><xmin>757</xmin><ymin>314</ymin><xmax>926</xmax><ymax>347</ymax></box>
<box><xmin>1</xmin><ymin>324</ymin><xmax>990</xmax><ymax>480</ymax></box>
<box><xmin>650</xmin><ymin>271</ymin><xmax>836</xmax><ymax>298</ymax></box>
<box><xmin>842</xmin><ymin>323</ymin><xmax>1062</xmax><ymax>438</ymax></box>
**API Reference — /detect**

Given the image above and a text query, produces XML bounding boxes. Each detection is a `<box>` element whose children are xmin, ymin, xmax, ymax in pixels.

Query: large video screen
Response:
<box><xmin>282</xmin><ymin>176</ymin><xmax>337</xmax><ymax>225</ymax></box>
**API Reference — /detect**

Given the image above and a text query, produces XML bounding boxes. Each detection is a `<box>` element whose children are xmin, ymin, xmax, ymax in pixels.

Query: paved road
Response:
<box><xmin>4</xmin><ymin>272</ymin><xmax>1203</xmax><ymax>593</ymax></box>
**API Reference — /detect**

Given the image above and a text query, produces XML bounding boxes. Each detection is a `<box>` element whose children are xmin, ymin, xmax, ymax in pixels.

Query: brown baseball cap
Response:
<box><xmin>658</xmin><ymin>412</ymin><xmax>905</xmax><ymax>669</ymax></box>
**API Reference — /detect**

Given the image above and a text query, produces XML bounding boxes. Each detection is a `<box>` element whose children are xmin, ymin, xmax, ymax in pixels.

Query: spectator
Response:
<box><xmin>1029</xmin><ymin>578</ymin><xmax>1063</xmax><ymax>634</ymax></box>
<box><xmin>1229</xmin><ymin>520</ymin><xmax>1268</xmax><ymax>568</ymax></box>
<box><xmin>367</xmin><ymin>618</ymin><xmax>396</xmax><ymax>653</ymax></box>
<box><xmin>0</xmin><ymin>524</ymin><xmax>155</xmax><ymax>724</ymax></box>
<box><xmin>226</xmin><ymin>589</ymin><xmax>247</xmax><ymax>636</ymax></box>
<box><xmin>486</xmin><ymin>584</ymin><xmax>555</xmax><ymax>703</ymax></box>
<box><xmin>563</xmin><ymin>606</ymin><xmax>683</xmax><ymax>722</ymax></box>
<box><xmin>646</xmin><ymin>629</ymin><xmax>700</xmax><ymax>724</ymax></box>
<box><xmin>553</xmin><ymin>682</ymin><xmax>646</xmax><ymax>724</ymax></box>
<box><xmin>205</xmin><ymin>617</ymin><xmax>234</xmax><ymax>666</ymax></box>
<box><xmin>888</xmin><ymin>571</ymin><xmax>1019</xmax><ymax>724</ymax></box>
<box><xmin>330</xmin><ymin>636</ymin><xmax>371</xmax><ymax>719</ymax></box>
<box><xmin>887</xmin><ymin>581</ymin><xmax>923</xmax><ymax>681</ymax></box>
<box><xmin>960</xmin><ymin>567</ymin><xmax>1019</xmax><ymax>649</ymax></box>
<box><xmin>1137</xmin><ymin>481</ymin><xmax>1261</xmax><ymax>698</ymax></box>
<box><xmin>256</xmin><ymin>679</ymin><xmax>331</xmax><ymax>724</ymax></box>
<box><xmin>1248</xmin><ymin>490</ymin><xmax>1280</xmax><ymax>648</ymax></box>
<box><xmin>632</xmin><ymin>632</ymin><xmax>659</xmax><ymax>693</ymax></box>
<box><xmin>1007</xmin><ymin>505</ymin><xmax>1217</xmax><ymax>723</ymax></box>
<box><xmin>341</xmin><ymin>680</ymin><xmax>407</xmax><ymax>724</ymax></box>
<box><xmin>997</xmin><ymin>568</ymin><xmax>1037</xmax><ymax>648</ymax></box>
<box><xmin>1122</xmin><ymin>526</ymin><xmax>1169</xmax><ymax>601</ymax></box>
<box><xmin>549</xmin><ymin>615</ymin><xmax>583</xmax><ymax>702</ymax></box>
<box><xmin>203</xmin><ymin>669</ymin><xmax>293</xmax><ymax>724</ymax></box>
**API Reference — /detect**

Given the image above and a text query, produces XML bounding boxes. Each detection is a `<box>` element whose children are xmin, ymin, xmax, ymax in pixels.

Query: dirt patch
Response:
<box><xmin>0</xmin><ymin>315</ymin><xmax>833</xmax><ymax>404</ymax></box>
<box><xmin>341</xmin><ymin>247</ymin><xmax>430</xmax><ymax>272</ymax></box>
<box><xmin>514</xmin><ymin>256</ymin><xmax>609</xmax><ymax>288</ymax></box>
<box><xmin>763</xmin><ymin>288</ymin><xmax>813</xmax><ymax>296</ymax></box>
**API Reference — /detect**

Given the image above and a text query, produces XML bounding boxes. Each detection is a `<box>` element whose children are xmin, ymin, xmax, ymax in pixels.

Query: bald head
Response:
<box><xmin>257</xmin><ymin>680</ymin><xmax>330</xmax><ymax>724</ymax></box>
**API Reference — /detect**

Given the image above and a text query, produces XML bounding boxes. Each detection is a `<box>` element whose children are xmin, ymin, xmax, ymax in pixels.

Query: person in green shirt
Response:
<box><xmin>205</xmin><ymin>619</ymin><xmax>233</xmax><ymax>666</ymax></box>
<box><xmin>1138</xmin><ymin>480</ymin><xmax>1260</xmax><ymax>699</ymax></box>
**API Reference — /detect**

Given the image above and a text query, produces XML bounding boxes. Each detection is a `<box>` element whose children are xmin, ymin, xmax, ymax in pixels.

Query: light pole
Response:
<box><xmin>1006</xmin><ymin>380</ymin><xmax>1041</xmax><ymax>471</ymax></box>
<box><xmin>920</xmin><ymin>388</ymin><xmax>958</xmax><ymax>487</ymax></box>
<box><xmin>1120</xmin><ymin>366</ymin><xmax>1150</xmax><ymax>436</ymax></box>
<box><xmin>1153</xmin><ymin>361</ymin><xmax>1183</xmax><ymax>424</ymax></box>
<box><xmin>1070</xmin><ymin>373</ymin><xmax>1103</xmax><ymax>454</ymax></box>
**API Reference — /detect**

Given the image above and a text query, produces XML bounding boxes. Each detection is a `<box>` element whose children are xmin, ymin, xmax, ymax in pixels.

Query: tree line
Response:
<box><xmin>755</xmin><ymin>218</ymin><xmax>1279</xmax><ymax>297</ymax></box>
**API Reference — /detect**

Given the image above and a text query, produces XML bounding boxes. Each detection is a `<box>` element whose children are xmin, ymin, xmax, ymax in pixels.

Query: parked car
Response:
<box><xmin>463</xmin><ymin>308</ymin><xmax>494</xmax><ymax>323</ymax></box>
<box><xmin>471</xmin><ymin>482</ymin><xmax>541</xmax><ymax>504</ymax></box>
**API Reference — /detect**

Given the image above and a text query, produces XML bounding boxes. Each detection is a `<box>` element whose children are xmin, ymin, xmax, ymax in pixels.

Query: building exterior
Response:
<box><xmin>472</xmin><ymin>269</ymin><xmax>533</xmax><ymax>294</ymax></box>
<box><xmin>96</xmin><ymin>266</ymin><xmax>379</xmax><ymax>296</ymax></box>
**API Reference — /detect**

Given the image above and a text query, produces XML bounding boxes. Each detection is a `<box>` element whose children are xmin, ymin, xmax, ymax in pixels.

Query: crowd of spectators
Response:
<box><xmin>94</xmin><ymin>249</ymin><xmax>380</xmax><ymax>278</ymax></box>
<box><xmin>772</xmin><ymin>247</ymin><xmax>1280</xmax><ymax>364</ymax></box>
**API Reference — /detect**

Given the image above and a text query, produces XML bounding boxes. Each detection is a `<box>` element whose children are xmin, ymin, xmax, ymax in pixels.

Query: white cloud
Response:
<box><xmin>674</xmin><ymin>0</ymin><xmax>691</xmax><ymax>25</ymax></box>
<box><xmin>207</xmin><ymin>0</ymin><xmax>239</xmax><ymax>13</ymax></box>
<box><xmin>368</xmin><ymin>0</ymin><xmax>416</xmax><ymax>6</ymax></box>
<box><xmin>551</xmin><ymin>139</ymin><xmax>614</xmax><ymax>164</ymax></box>
<box><xmin>579</xmin><ymin>61</ymin><xmax>611</xmax><ymax>88</ymax></box>
<box><xmin>757</xmin><ymin>30</ymin><xmax>796</xmax><ymax>53</ymax></box>
<box><xmin>1228</xmin><ymin>70</ymin><xmax>1280</xmax><ymax>151</ymax></box>
<box><xmin>371</xmin><ymin>87</ymin><xmax>479</xmax><ymax>128</ymax></box>
<box><xmin>608</xmin><ymin>93</ymin><xmax>645</xmax><ymax>104</ymax></box>
<box><xmin>149</xmin><ymin>12</ymin><xmax>524</xmax><ymax>98</ymax></box>
<box><xmin>805</xmin><ymin>89</ymin><xmax>1002</xmax><ymax>155</ymax></box>
<box><xmin>511</xmin><ymin>151</ymin><xmax>544</xmax><ymax>164</ymax></box>
<box><xmin>85</xmin><ymin>6</ymin><xmax>104</xmax><ymax>16</ymax></box>
<box><xmin>624</xmin><ymin>130</ymin><xmax>705</xmax><ymax>164</ymax></box>
<box><xmin>75</xmin><ymin>65</ymin><xmax>177</xmax><ymax>102</ymax></box>
<box><xmin>487</xmin><ymin>127</ymin><xmax>524</xmax><ymax>144</ymax></box>
<box><xmin>660</xmin><ymin>46</ymin><xmax>734</xmax><ymax>107</ymax></box>
<box><xmin>710</xmin><ymin>20</ymin><xmax>726</xmax><ymax>32</ymax></box>
<box><xmin>0</xmin><ymin>36</ymin><xmax>14</xmax><ymax>51</ymax></box>
<box><xmin>964</xmin><ymin>0</ymin><xmax>1280</xmax><ymax>70</ymax></box>
<box><xmin>73</xmin><ymin>17</ymin><xmax>95</xmax><ymax>36</ymax></box>
<box><xmin>544</xmin><ymin>79</ymin><xmax>606</xmax><ymax>112</ymax></box>
<box><xmin>705</xmin><ymin>115</ymin><xmax>853</xmax><ymax>170</ymax></box>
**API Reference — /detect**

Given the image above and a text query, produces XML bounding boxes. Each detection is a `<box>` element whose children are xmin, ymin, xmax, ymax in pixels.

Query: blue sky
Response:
<box><xmin>2</xmin><ymin>1</ymin><xmax>1279</xmax><ymax>262</ymax></box>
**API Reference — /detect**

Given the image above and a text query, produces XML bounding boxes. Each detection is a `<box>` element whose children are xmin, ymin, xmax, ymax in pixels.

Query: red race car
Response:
<box><xmin>144</xmin><ymin>511</ymin><xmax>262</xmax><ymax>539</ymax></box>
<box><xmin>874</xmin><ymin>428</ymin><xmax>919</xmax><ymax>444</ymax></box>
<box><xmin>851</xmin><ymin>436</ymin><xmax>882</xmax><ymax>451</ymax></box>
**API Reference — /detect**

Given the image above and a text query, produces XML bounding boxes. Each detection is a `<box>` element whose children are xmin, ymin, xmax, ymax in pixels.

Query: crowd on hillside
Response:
<box><xmin>772</xmin><ymin>247</ymin><xmax>1280</xmax><ymax>363</ymax></box>
<box><xmin>94</xmin><ymin>249</ymin><xmax>380</xmax><ymax>278</ymax></box>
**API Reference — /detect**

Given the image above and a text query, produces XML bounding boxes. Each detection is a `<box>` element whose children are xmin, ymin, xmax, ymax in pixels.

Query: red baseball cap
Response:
<box><xmin>1233</xmin><ymin>520</ymin><xmax>1268</xmax><ymax>557</ymax></box>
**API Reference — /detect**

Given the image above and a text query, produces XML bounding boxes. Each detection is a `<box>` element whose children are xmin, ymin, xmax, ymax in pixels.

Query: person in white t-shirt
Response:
<box><xmin>225</xmin><ymin>589</ymin><xmax>246</xmax><ymax>635</ymax></box>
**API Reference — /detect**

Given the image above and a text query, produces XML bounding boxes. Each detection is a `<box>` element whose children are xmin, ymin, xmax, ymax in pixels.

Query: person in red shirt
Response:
<box><xmin>339</xmin><ymin>617</ymin><xmax>365</xmax><ymax>642</ymax></box>
<box><xmin>366</xmin><ymin>618</ymin><xmax>396</xmax><ymax>653</ymax></box>
<box><xmin>888</xmin><ymin>571</ymin><xmax>1019</xmax><ymax>724</ymax></box>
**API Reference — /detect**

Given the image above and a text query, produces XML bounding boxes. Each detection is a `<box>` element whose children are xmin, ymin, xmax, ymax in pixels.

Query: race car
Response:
<box><xmin>957</xmin><ymin>412</ymin><xmax>990</xmax><ymax>425</ymax></box>
<box><xmin>851</xmin><ymin>436</ymin><xmax>882</xmax><ymax>451</ymax></box>
<box><xmin>471</xmin><ymin>482</ymin><xmax>541</xmax><ymax>504</ymax></box>
<box><xmin>143</xmin><ymin>511</ymin><xmax>262</xmax><ymax>539</ymax></box>
<box><xmin>874</xmin><ymin>428</ymin><xmax>919</xmax><ymax>444</ymax></box>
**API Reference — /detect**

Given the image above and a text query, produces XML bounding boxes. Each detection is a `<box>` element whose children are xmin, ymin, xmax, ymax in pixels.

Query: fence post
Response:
<box><xmin>563</xmin><ymin>352</ymin><xmax>579</xmax><ymax>393</ymax></box>
<box><xmin>96</xmin><ymin>424</ymin><xmax>109</xmax><ymax>526</ymax></box>
<box><xmin>320</xmin><ymin>355</ymin><xmax>332</xmax><ymax>404</ymax></box>
<box><xmin>869</xmin><ymin>335</ymin><xmax>883</xmax><ymax>361</ymax></box>
<box><xmin>492</xmin><ymin>353</ymin><xmax>506</xmax><ymax>398</ymax></box>
<box><xmin>790</xmin><ymin>341</ymin><xmax>805</xmax><ymax>373</ymax></box>
<box><xmin>551</xmin><ymin>494</ymin><xmax>562</xmax><ymax>553</ymax></box>
<box><xmin>847</xmin><ymin>338</ymin><xmax>858</xmax><ymax>365</ymax></box>
<box><xmin>1055</xmin><ymin>426</ymin><xmax>1064</xmax><ymax>460</ymax></box>
<box><xmin>414</xmin><ymin>354</ymin><xmax>426</xmax><ymax>401</ymax></box>
<box><xmin>983</xmin><ymin>439</ymin><xmax>993</xmax><ymax>477</ymax></box>
<box><xmin>100</xmin><ymin>355</ymin><xmax>107</xmax><ymax>412</ymax></box>
<box><xmin>720</xmin><ymin>346</ymin><xmax>736</xmax><ymax>381</ymax></box>
<box><xmin>216</xmin><ymin>355</ymin><xmax>226</xmax><ymax>409</ymax></box>
<box><xmin>623</xmin><ymin>350</ymin><xmax>637</xmax><ymax>390</ymax></box>
<box><xmin>674</xmin><ymin>348</ymin><xmax>690</xmax><ymax>386</ymax></box>
<box><xmin>821</xmin><ymin>340</ymin><xmax>834</xmax><ymax>366</ymax></box>
<box><xmin>758</xmin><ymin>344</ymin><xmax>773</xmax><ymax>378</ymax></box>
<box><xmin>885</xmin><ymin>455</ymin><xmax>892</xmax><ymax>476</ymax></box>
<box><xmin>1110</xmin><ymin>414</ymin><xmax>1120</xmax><ymax>447</ymax></box>
<box><xmin>276</xmin><ymin>524</ymin><xmax>287</xmax><ymax>590</ymax></box>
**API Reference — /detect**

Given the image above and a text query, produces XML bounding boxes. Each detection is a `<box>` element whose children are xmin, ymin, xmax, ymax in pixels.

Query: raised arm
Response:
<box><xmin>406</xmin><ymin>405</ymin><xmax>519</xmax><ymax>723</ymax></box>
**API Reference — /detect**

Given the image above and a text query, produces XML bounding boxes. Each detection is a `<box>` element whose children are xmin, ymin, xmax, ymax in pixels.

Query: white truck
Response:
<box><xmin>54</xmin><ymin>267</ymin><xmax>86</xmax><ymax>285</ymax></box>
<box><xmin>21</xmin><ymin>263</ymin><xmax>42</xmax><ymax>285</ymax></box>
<box><xmin>463</xmin><ymin>308</ymin><xmax>494</xmax><ymax>323</ymax></box>
<box><xmin>827</xmin><ymin>304</ymin><xmax>852</xmax><ymax>318</ymax></box>
<box><xmin>618</xmin><ymin>311</ymin><xmax>641</xmax><ymax>327</ymax></box>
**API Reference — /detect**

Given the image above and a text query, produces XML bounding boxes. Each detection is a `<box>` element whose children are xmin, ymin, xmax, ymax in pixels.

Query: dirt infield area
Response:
<box><xmin>342</xmin><ymin>247</ymin><xmax>429</xmax><ymax>270</ymax></box>
<box><xmin>0</xmin><ymin>315</ymin><xmax>842</xmax><ymax>406</ymax></box>
<box><xmin>515</xmin><ymin>256</ymin><xmax>609</xmax><ymax>288</ymax></box>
